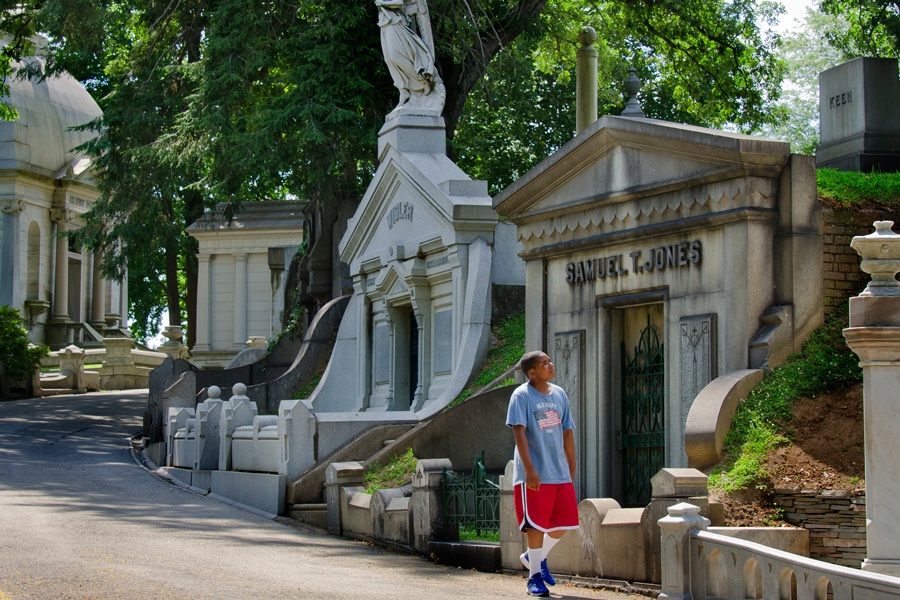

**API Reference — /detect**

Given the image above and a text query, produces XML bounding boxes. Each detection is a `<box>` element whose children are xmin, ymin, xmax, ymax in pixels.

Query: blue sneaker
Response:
<box><xmin>520</xmin><ymin>552</ymin><xmax>556</xmax><ymax>586</ymax></box>
<box><xmin>526</xmin><ymin>572</ymin><xmax>550</xmax><ymax>597</ymax></box>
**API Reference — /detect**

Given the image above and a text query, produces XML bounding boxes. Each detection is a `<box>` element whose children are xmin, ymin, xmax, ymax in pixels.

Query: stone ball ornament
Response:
<box><xmin>578</xmin><ymin>25</ymin><xmax>597</xmax><ymax>47</ymax></box>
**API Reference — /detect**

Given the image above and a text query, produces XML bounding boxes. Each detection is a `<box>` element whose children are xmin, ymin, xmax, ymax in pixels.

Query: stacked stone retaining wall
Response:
<box><xmin>773</xmin><ymin>489</ymin><xmax>866</xmax><ymax>568</ymax></box>
<box><xmin>822</xmin><ymin>206</ymin><xmax>897</xmax><ymax>314</ymax></box>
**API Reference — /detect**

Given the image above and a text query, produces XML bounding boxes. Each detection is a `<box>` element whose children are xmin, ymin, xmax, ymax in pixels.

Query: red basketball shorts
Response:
<box><xmin>514</xmin><ymin>482</ymin><xmax>579</xmax><ymax>533</ymax></box>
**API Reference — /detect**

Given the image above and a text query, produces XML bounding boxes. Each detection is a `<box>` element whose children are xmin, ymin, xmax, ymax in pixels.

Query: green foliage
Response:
<box><xmin>10</xmin><ymin>0</ymin><xmax>790</xmax><ymax>338</ymax></box>
<box><xmin>820</xmin><ymin>0</ymin><xmax>900</xmax><ymax>57</ymax></box>
<box><xmin>756</xmin><ymin>8</ymin><xmax>850</xmax><ymax>155</ymax></box>
<box><xmin>817</xmin><ymin>169</ymin><xmax>900</xmax><ymax>209</ymax></box>
<box><xmin>709</xmin><ymin>308</ymin><xmax>862</xmax><ymax>492</ymax></box>
<box><xmin>292</xmin><ymin>374</ymin><xmax>321</xmax><ymax>401</ymax></box>
<box><xmin>0</xmin><ymin>306</ymin><xmax>50</xmax><ymax>382</ymax></box>
<box><xmin>456</xmin><ymin>0</ymin><xmax>786</xmax><ymax>192</ymax></box>
<box><xmin>448</xmin><ymin>312</ymin><xmax>525</xmax><ymax>408</ymax></box>
<box><xmin>364</xmin><ymin>448</ymin><xmax>418</xmax><ymax>494</ymax></box>
<box><xmin>458</xmin><ymin>526</ymin><xmax>500</xmax><ymax>542</ymax></box>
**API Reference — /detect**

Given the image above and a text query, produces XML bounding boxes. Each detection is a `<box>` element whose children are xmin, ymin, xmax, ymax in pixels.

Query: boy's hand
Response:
<box><xmin>525</xmin><ymin>465</ymin><xmax>540</xmax><ymax>490</ymax></box>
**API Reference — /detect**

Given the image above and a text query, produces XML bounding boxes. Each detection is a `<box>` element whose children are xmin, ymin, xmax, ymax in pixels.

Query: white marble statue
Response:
<box><xmin>375</xmin><ymin>0</ymin><xmax>445</xmax><ymax>113</ymax></box>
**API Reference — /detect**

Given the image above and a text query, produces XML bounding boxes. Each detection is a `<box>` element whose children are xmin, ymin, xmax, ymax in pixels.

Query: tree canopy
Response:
<box><xmin>0</xmin><ymin>0</ymin><xmax>787</xmax><ymax>343</ymax></box>
<box><xmin>820</xmin><ymin>0</ymin><xmax>900</xmax><ymax>56</ymax></box>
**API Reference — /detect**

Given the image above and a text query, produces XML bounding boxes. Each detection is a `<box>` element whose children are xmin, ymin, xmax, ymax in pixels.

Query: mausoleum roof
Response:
<box><xmin>0</xmin><ymin>49</ymin><xmax>101</xmax><ymax>180</ymax></box>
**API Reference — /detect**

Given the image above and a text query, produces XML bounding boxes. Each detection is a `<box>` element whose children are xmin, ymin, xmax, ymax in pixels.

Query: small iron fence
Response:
<box><xmin>442</xmin><ymin>451</ymin><xmax>501</xmax><ymax>539</ymax></box>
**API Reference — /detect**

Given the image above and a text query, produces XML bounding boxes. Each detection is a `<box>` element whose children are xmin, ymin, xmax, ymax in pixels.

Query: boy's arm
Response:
<box><xmin>563</xmin><ymin>428</ymin><xmax>576</xmax><ymax>482</ymax></box>
<box><xmin>511</xmin><ymin>424</ymin><xmax>540</xmax><ymax>490</ymax></box>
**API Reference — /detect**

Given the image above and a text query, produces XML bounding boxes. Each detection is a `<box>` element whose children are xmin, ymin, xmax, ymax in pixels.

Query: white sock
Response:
<box><xmin>527</xmin><ymin>547</ymin><xmax>543</xmax><ymax>577</ymax></box>
<box><xmin>542</xmin><ymin>533</ymin><xmax>560</xmax><ymax>559</ymax></box>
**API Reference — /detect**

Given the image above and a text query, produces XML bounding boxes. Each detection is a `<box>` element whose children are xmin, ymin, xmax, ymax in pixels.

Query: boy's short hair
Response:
<box><xmin>519</xmin><ymin>351</ymin><xmax>545</xmax><ymax>377</ymax></box>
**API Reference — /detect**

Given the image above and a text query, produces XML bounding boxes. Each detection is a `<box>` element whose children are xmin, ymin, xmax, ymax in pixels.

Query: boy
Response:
<box><xmin>506</xmin><ymin>351</ymin><xmax>578</xmax><ymax>597</ymax></box>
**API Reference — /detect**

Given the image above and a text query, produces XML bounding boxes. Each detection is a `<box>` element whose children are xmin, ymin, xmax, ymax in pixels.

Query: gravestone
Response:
<box><xmin>817</xmin><ymin>57</ymin><xmax>900</xmax><ymax>172</ymax></box>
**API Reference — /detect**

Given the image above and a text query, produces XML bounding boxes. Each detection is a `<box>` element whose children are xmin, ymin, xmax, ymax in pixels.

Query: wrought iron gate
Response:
<box><xmin>620</xmin><ymin>315</ymin><xmax>665</xmax><ymax>507</ymax></box>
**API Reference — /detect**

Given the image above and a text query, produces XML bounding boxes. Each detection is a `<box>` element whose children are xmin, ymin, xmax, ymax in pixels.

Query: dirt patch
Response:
<box><xmin>710</xmin><ymin>383</ymin><xmax>865</xmax><ymax>527</ymax></box>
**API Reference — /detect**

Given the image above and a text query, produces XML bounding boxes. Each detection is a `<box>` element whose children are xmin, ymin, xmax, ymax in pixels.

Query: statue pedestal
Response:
<box><xmin>378</xmin><ymin>109</ymin><xmax>446</xmax><ymax>158</ymax></box>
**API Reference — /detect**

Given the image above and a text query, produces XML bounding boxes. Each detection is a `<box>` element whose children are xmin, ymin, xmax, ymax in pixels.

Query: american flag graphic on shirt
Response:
<box><xmin>534</xmin><ymin>408</ymin><xmax>561</xmax><ymax>430</ymax></box>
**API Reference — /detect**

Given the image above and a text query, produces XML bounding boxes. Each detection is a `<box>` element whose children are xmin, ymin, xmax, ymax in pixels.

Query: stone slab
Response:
<box><xmin>209</xmin><ymin>470</ymin><xmax>286</xmax><ymax>517</ymax></box>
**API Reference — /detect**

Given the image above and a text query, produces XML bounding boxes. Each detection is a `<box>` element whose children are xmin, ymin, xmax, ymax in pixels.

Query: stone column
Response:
<box><xmin>194</xmin><ymin>254</ymin><xmax>212</xmax><ymax>352</ymax></box>
<box><xmin>50</xmin><ymin>209</ymin><xmax>71</xmax><ymax>321</ymax></box>
<box><xmin>90</xmin><ymin>250</ymin><xmax>106</xmax><ymax>329</ymax></box>
<box><xmin>843</xmin><ymin>220</ymin><xmax>900</xmax><ymax>576</ymax></box>
<box><xmin>658</xmin><ymin>502</ymin><xmax>710</xmax><ymax>600</ymax></box>
<box><xmin>233</xmin><ymin>252</ymin><xmax>248</xmax><ymax>349</ymax></box>
<box><xmin>0</xmin><ymin>199</ymin><xmax>24</xmax><ymax>307</ymax></box>
<box><xmin>575</xmin><ymin>26</ymin><xmax>598</xmax><ymax>134</ymax></box>
<box><xmin>47</xmin><ymin>209</ymin><xmax>73</xmax><ymax>347</ymax></box>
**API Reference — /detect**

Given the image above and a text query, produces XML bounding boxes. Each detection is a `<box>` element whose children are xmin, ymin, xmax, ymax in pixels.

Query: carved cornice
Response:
<box><xmin>518</xmin><ymin>189</ymin><xmax>773</xmax><ymax>247</ymax></box>
<box><xmin>0</xmin><ymin>199</ymin><xmax>24</xmax><ymax>214</ymax></box>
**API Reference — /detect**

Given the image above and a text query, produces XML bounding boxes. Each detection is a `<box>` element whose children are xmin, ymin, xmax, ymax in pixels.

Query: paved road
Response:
<box><xmin>0</xmin><ymin>390</ymin><xmax>645</xmax><ymax>599</ymax></box>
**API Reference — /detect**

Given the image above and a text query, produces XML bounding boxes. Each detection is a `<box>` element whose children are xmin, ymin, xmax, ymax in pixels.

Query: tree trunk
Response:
<box><xmin>183</xmin><ymin>190</ymin><xmax>203</xmax><ymax>350</ymax></box>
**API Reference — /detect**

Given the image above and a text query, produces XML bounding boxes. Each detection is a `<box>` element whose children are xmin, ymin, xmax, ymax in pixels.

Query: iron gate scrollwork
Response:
<box><xmin>621</xmin><ymin>315</ymin><xmax>665</xmax><ymax>507</ymax></box>
<box><xmin>441</xmin><ymin>451</ymin><xmax>500</xmax><ymax>539</ymax></box>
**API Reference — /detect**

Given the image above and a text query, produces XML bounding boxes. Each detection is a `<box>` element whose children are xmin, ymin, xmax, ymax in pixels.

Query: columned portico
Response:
<box><xmin>185</xmin><ymin>201</ymin><xmax>305</xmax><ymax>368</ymax></box>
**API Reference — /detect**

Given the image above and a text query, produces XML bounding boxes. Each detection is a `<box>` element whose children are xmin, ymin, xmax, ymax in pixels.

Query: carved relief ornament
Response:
<box><xmin>0</xmin><ymin>199</ymin><xmax>24</xmax><ymax>214</ymax></box>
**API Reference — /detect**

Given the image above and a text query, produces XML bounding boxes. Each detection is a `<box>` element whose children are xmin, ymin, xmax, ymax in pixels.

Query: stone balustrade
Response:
<box><xmin>659</xmin><ymin>503</ymin><xmax>900</xmax><ymax>599</ymax></box>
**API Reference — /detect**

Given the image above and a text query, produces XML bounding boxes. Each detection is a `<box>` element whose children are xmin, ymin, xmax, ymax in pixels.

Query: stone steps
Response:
<box><xmin>286</xmin><ymin>503</ymin><xmax>328</xmax><ymax>529</ymax></box>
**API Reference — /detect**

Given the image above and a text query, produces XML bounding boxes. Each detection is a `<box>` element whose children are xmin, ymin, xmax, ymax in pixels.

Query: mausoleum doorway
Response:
<box><xmin>618</xmin><ymin>305</ymin><xmax>665</xmax><ymax>507</ymax></box>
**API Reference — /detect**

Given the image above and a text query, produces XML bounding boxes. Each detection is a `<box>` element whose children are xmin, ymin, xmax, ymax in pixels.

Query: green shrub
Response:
<box><xmin>448</xmin><ymin>312</ymin><xmax>525</xmax><ymax>407</ymax></box>
<box><xmin>0</xmin><ymin>305</ymin><xmax>50</xmax><ymax>382</ymax></box>
<box><xmin>364</xmin><ymin>448</ymin><xmax>418</xmax><ymax>494</ymax></box>
<box><xmin>709</xmin><ymin>307</ymin><xmax>862</xmax><ymax>492</ymax></box>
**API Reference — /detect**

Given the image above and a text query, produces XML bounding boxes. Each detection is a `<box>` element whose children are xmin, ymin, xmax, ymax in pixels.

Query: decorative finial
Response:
<box><xmin>851</xmin><ymin>221</ymin><xmax>900</xmax><ymax>296</ymax></box>
<box><xmin>578</xmin><ymin>26</ymin><xmax>597</xmax><ymax>48</ymax></box>
<box><xmin>621</xmin><ymin>66</ymin><xmax>645</xmax><ymax>118</ymax></box>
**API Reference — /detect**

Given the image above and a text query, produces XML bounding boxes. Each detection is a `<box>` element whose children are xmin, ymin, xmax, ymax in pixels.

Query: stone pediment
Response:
<box><xmin>373</xmin><ymin>264</ymin><xmax>410</xmax><ymax>299</ymax></box>
<box><xmin>339</xmin><ymin>146</ymin><xmax>496</xmax><ymax>273</ymax></box>
<box><xmin>493</xmin><ymin>115</ymin><xmax>791</xmax><ymax>225</ymax></box>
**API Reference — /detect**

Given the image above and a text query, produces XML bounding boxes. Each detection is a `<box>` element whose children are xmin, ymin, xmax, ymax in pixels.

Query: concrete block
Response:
<box><xmin>650</xmin><ymin>468</ymin><xmax>709</xmax><ymax>498</ymax></box>
<box><xmin>278</xmin><ymin>399</ymin><xmax>316</xmax><ymax>482</ymax></box>
<box><xmin>600</xmin><ymin>507</ymin><xmax>648</xmax><ymax>583</ymax></box>
<box><xmin>326</xmin><ymin>462</ymin><xmax>365</xmax><ymax>536</ymax></box>
<box><xmin>342</xmin><ymin>488</ymin><xmax>374</xmax><ymax>538</ymax></box>
<box><xmin>551</xmin><ymin>498</ymin><xmax>621</xmax><ymax>577</ymax></box>
<box><xmin>160</xmin><ymin>466</ymin><xmax>193</xmax><ymax>487</ymax></box>
<box><xmin>231</xmin><ymin>415</ymin><xmax>280</xmax><ymax>473</ymax></box>
<box><xmin>412</xmin><ymin>458</ymin><xmax>453</xmax><ymax>552</ymax></box>
<box><xmin>209</xmin><ymin>470</ymin><xmax>286</xmax><ymax>517</ymax></box>
<box><xmin>428</xmin><ymin>541</ymin><xmax>500</xmax><ymax>573</ymax></box>
<box><xmin>373</xmin><ymin>488</ymin><xmax>411</xmax><ymax>546</ymax></box>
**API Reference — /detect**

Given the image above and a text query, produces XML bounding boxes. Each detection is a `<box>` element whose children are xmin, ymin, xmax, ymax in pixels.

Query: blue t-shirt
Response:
<box><xmin>506</xmin><ymin>382</ymin><xmax>574</xmax><ymax>485</ymax></box>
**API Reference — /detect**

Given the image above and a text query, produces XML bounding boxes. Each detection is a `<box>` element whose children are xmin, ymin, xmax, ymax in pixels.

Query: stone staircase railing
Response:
<box><xmin>659</xmin><ymin>503</ymin><xmax>900</xmax><ymax>600</ymax></box>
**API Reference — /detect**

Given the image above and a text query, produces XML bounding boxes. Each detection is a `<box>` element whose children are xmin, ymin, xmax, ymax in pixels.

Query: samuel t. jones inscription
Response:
<box><xmin>565</xmin><ymin>240</ymin><xmax>702</xmax><ymax>285</ymax></box>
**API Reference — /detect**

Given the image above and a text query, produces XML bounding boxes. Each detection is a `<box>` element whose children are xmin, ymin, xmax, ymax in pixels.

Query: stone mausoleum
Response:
<box><xmin>304</xmin><ymin>109</ymin><xmax>523</xmax><ymax>455</ymax></box>
<box><xmin>495</xmin><ymin>115</ymin><xmax>823</xmax><ymax>506</ymax></box>
<box><xmin>0</xmin><ymin>43</ymin><xmax>127</xmax><ymax>349</ymax></box>
<box><xmin>186</xmin><ymin>200</ymin><xmax>306</xmax><ymax>368</ymax></box>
